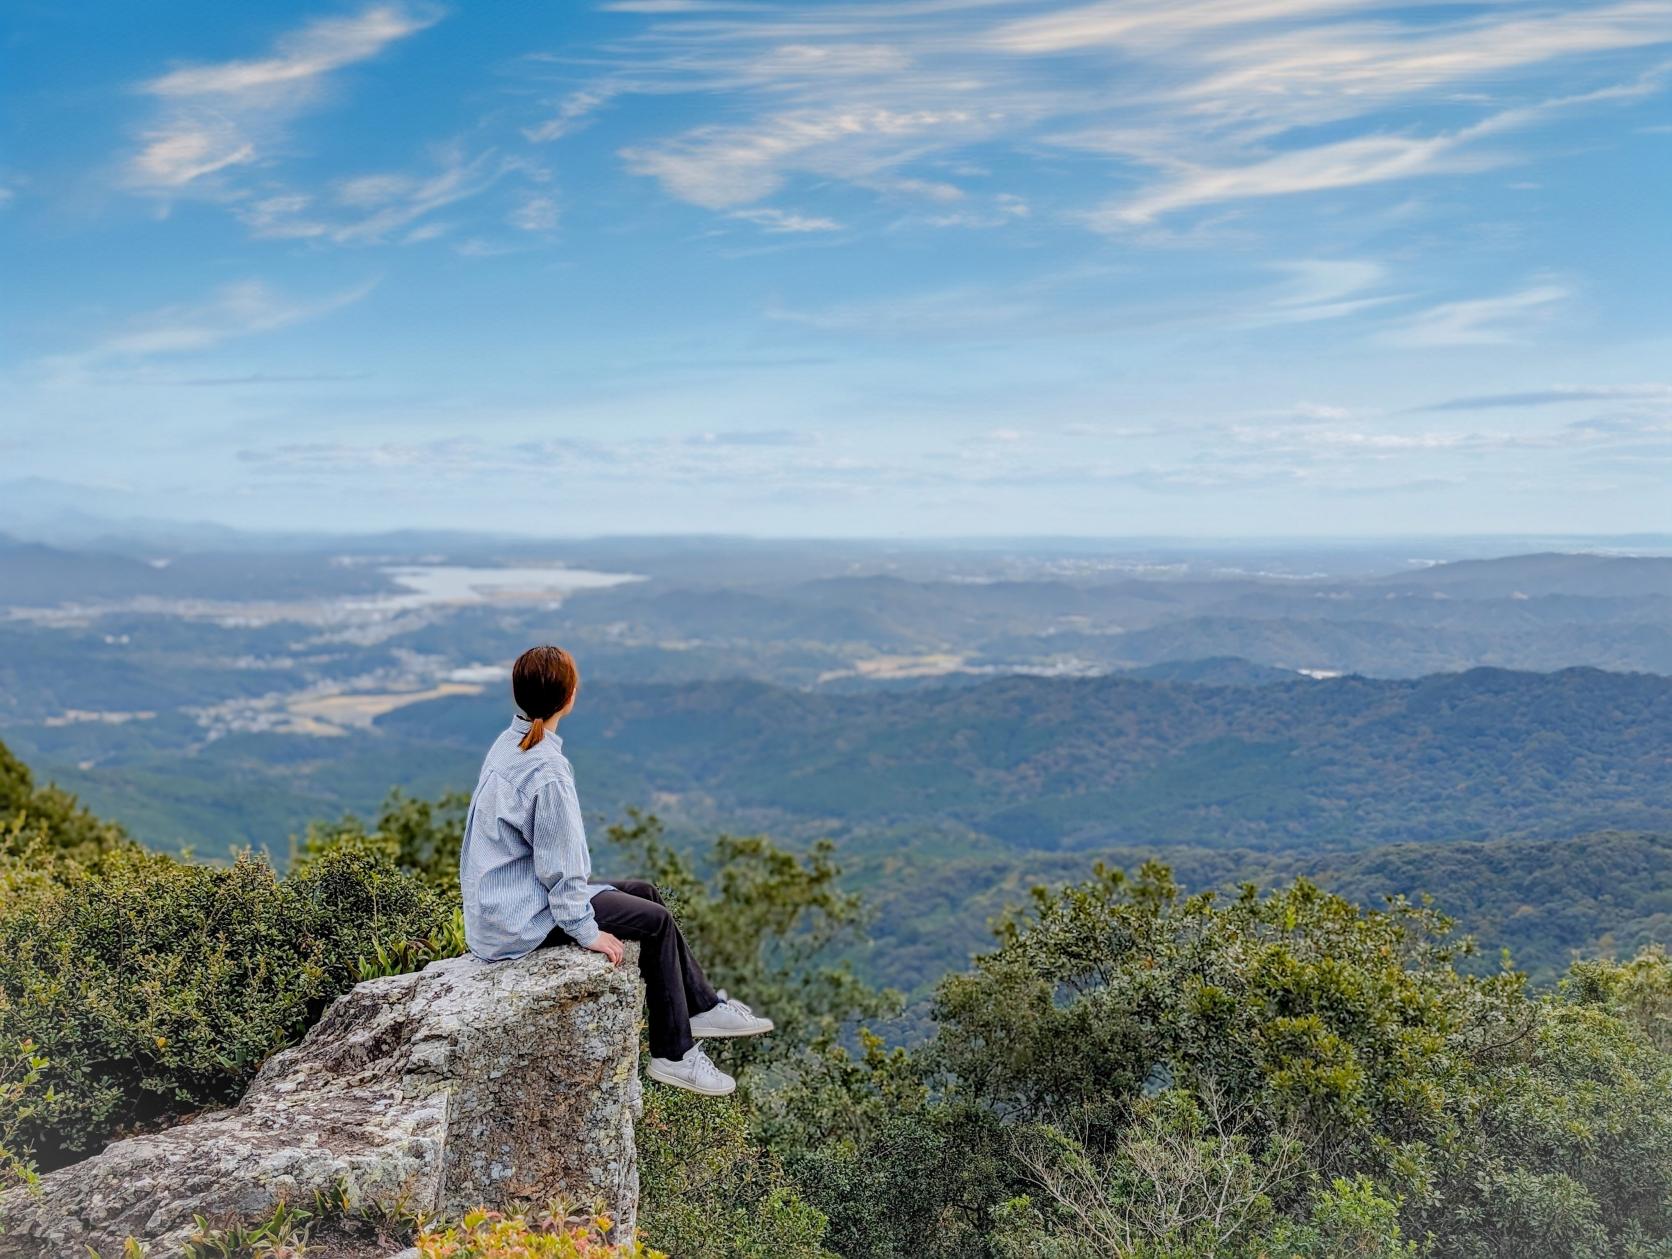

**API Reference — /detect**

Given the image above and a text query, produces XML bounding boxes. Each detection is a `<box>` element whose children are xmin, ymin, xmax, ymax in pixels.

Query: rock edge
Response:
<box><xmin>0</xmin><ymin>944</ymin><xmax>644</xmax><ymax>1258</ymax></box>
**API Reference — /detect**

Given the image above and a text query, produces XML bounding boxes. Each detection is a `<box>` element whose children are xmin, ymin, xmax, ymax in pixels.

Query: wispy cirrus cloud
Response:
<box><xmin>1086</xmin><ymin>130</ymin><xmax>1500</xmax><ymax>227</ymax></box>
<box><xmin>45</xmin><ymin>280</ymin><xmax>376</xmax><ymax>373</ymax></box>
<box><xmin>232</xmin><ymin>147</ymin><xmax>529</xmax><ymax>246</ymax></box>
<box><xmin>1377</xmin><ymin>282</ymin><xmax>1570</xmax><ymax>347</ymax></box>
<box><xmin>560</xmin><ymin>0</ymin><xmax>1672</xmax><ymax>234</ymax></box>
<box><xmin>144</xmin><ymin>5</ymin><xmax>438</xmax><ymax>98</ymax></box>
<box><xmin>523</xmin><ymin>88</ymin><xmax>619</xmax><ymax>143</ymax></box>
<box><xmin>621</xmin><ymin>107</ymin><xmax>991</xmax><ymax>209</ymax></box>
<box><xmin>128</xmin><ymin>3</ymin><xmax>441</xmax><ymax>191</ymax></box>
<box><xmin>120</xmin><ymin>2</ymin><xmax>540</xmax><ymax>258</ymax></box>
<box><xmin>729</xmin><ymin>206</ymin><xmax>842</xmax><ymax>232</ymax></box>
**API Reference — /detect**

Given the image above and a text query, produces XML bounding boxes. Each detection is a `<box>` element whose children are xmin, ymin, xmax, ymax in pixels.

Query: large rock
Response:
<box><xmin>0</xmin><ymin>945</ymin><xmax>644</xmax><ymax>1257</ymax></box>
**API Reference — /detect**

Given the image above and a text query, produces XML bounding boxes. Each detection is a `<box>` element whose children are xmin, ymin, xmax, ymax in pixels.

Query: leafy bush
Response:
<box><xmin>0</xmin><ymin>844</ymin><xmax>452</xmax><ymax>1168</ymax></box>
<box><xmin>636</xmin><ymin>1087</ymin><xmax>832</xmax><ymax>1259</ymax></box>
<box><xmin>415</xmin><ymin>1206</ymin><xmax>664</xmax><ymax>1258</ymax></box>
<box><xmin>927</xmin><ymin>863</ymin><xmax>1672</xmax><ymax>1258</ymax></box>
<box><xmin>0</xmin><ymin>1036</ymin><xmax>50</xmax><ymax>1197</ymax></box>
<box><xmin>297</xmin><ymin>787</ymin><xmax>470</xmax><ymax>887</ymax></box>
<box><xmin>779</xmin><ymin>1100</ymin><xmax>1009</xmax><ymax>1259</ymax></box>
<box><xmin>0</xmin><ymin>739</ymin><xmax>127</xmax><ymax>861</ymax></box>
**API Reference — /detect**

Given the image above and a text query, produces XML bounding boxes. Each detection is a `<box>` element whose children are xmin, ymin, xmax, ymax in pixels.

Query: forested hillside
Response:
<box><xmin>380</xmin><ymin>665</ymin><xmax>1672</xmax><ymax>851</ymax></box>
<box><xmin>15</xmin><ymin>663</ymin><xmax>1671</xmax><ymax>993</ymax></box>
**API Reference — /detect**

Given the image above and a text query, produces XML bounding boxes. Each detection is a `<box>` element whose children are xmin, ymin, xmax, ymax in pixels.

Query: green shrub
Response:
<box><xmin>781</xmin><ymin>1100</ymin><xmax>1009</xmax><ymax>1259</ymax></box>
<box><xmin>0</xmin><ymin>845</ymin><xmax>452</xmax><ymax>1169</ymax></box>
<box><xmin>930</xmin><ymin>862</ymin><xmax>1672</xmax><ymax>1258</ymax></box>
<box><xmin>297</xmin><ymin>788</ymin><xmax>469</xmax><ymax>887</ymax></box>
<box><xmin>0</xmin><ymin>1036</ymin><xmax>50</xmax><ymax>1198</ymax></box>
<box><xmin>1256</xmin><ymin>1176</ymin><xmax>1418</xmax><ymax>1259</ymax></box>
<box><xmin>0</xmin><ymin>739</ymin><xmax>127</xmax><ymax>861</ymax></box>
<box><xmin>637</xmin><ymin>1086</ymin><xmax>831</xmax><ymax>1259</ymax></box>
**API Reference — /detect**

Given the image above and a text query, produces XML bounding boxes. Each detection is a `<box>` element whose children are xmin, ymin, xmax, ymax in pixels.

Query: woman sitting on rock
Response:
<box><xmin>459</xmin><ymin>643</ymin><xmax>772</xmax><ymax>1096</ymax></box>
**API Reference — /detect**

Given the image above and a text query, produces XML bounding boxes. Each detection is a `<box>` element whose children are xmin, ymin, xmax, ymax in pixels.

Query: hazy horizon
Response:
<box><xmin>7</xmin><ymin>479</ymin><xmax>1672</xmax><ymax>553</ymax></box>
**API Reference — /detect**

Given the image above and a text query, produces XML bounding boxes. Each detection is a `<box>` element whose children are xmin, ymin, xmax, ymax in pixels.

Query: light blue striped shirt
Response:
<box><xmin>460</xmin><ymin>715</ymin><xmax>605</xmax><ymax>960</ymax></box>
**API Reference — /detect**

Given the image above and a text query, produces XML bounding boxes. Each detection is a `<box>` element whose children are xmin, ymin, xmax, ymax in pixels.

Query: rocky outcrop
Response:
<box><xmin>0</xmin><ymin>945</ymin><xmax>644</xmax><ymax>1258</ymax></box>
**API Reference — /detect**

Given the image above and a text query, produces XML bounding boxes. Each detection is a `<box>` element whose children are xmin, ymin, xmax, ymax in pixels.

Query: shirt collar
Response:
<box><xmin>510</xmin><ymin>711</ymin><xmax>561</xmax><ymax>748</ymax></box>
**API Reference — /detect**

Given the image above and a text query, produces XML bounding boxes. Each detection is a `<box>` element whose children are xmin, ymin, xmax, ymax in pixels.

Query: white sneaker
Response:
<box><xmin>689</xmin><ymin>991</ymin><xmax>775</xmax><ymax>1039</ymax></box>
<box><xmin>647</xmin><ymin>1046</ymin><xmax>736</xmax><ymax>1097</ymax></box>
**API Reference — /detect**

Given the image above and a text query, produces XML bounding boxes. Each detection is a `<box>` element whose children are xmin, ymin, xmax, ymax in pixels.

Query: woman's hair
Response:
<box><xmin>512</xmin><ymin>645</ymin><xmax>579</xmax><ymax>751</ymax></box>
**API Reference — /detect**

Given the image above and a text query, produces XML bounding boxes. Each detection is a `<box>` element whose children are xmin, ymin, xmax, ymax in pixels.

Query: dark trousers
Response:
<box><xmin>543</xmin><ymin>878</ymin><xmax>720</xmax><ymax>1061</ymax></box>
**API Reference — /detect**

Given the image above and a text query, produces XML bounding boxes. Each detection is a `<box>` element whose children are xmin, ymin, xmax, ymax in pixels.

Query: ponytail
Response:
<box><xmin>519</xmin><ymin>715</ymin><xmax>547</xmax><ymax>751</ymax></box>
<box><xmin>510</xmin><ymin>645</ymin><xmax>580</xmax><ymax>752</ymax></box>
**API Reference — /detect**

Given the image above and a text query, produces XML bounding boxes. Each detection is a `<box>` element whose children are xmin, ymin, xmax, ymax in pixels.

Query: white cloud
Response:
<box><xmin>986</xmin><ymin>0</ymin><xmax>1376</xmax><ymax>56</ymax></box>
<box><xmin>144</xmin><ymin>5</ymin><xmax>439</xmax><ymax>98</ymax></box>
<box><xmin>1378</xmin><ymin>283</ymin><xmax>1570</xmax><ymax>347</ymax></box>
<box><xmin>130</xmin><ymin>124</ymin><xmax>257</xmax><ymax>188</ymax></box>
<box><xmin>127</xmin><ymin>4</ymin><xmax>440</xmax><ymax>191</ymax></box>
<box><xmin>1247</xmin><ymin>260</ymin><xmax>1396</xmax><ymax>325</ymax></box>
<box><xmin>509</xmin><ymin>193</ymin><xmax>561</xmax><ymax>232</ymax></box>
<box><xmin>523</xmin><ymin>89</ymin><xmax>617</xmax><ymax>143</ymax></box>
<box><xmin>50</xmin><ymin>280</ymin><xmax>376</xmax><ymax>369</ymax></box>
<box><xmin>729</xmin><ymin>206</ymin><xmax>841</xmax><ymax>232</ymax></box>
<box><xmin>572</xmin><ymin>0</ymin><xmax>1672</xmax><ymax>235</ymax></box>
<box><xmin>233</xmin><ymin>148</ymin><xmax>518</xmax><ymax>245</ymax></box>
<box><xmin>1090</xmin><ymin>130</ymin><xmax>1497</xmax><ymax>226</ymax></box>
<box><xmin>1176</xmin><ymin>4</ymin><xmax>1672</xmax><ymax>128</ymax></box>
<box><xmin>622</xmin><ymin>108</ymin><xmax>985</xmax><ymax>209</ymax></box>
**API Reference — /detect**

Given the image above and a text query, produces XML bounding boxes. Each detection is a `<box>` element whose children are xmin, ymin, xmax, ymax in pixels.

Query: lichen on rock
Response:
<box><xmin>0</xmin><ymin>944</ymin><xmax>644</xmax><ymax>1258</ymax></box>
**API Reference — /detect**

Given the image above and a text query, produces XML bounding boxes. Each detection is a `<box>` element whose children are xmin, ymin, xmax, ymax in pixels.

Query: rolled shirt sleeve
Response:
<box><xmin>530</xmin><ymin>772</ymin><xmax>599</xmax><ymax>947</ymax></box>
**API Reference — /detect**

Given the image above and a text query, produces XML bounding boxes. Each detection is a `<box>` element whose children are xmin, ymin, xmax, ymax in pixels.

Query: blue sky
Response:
<box><xmin>3</xmin><ymin>0</ymin><xmax>1670</xmax><ymax>537</ymax></box>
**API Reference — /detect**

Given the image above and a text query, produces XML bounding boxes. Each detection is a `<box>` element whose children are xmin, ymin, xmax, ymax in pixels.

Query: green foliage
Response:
<box><xmin>605</xmin><ymin>812</ymin><xmax>969</xmax><ymax>1259</ymax></box>
<box><xmin>1565</xmin><ymin>944</ymin><xmax>1672</xmax><ymax>1052</ymax></box>
<box><xmin>182</xmin><ymin>1200</ymin><xmax>316</xmax><ymax>1258</ymax></box>
<box><xmin>636</xmin><ymin>1088</ymin><xmax>832</xmax><ymax>1259</ymax></box>
<box><xmin>1408</xmin><ymin>973</ymin><xmax>1672</xmax><ymax>1257</ymax></box>
<box><xmin>1257</xmin><ymin>1176</ymin><xmax>1418</xmax><ymax>1259</ymax></box>
<box><xmin>930</xmin><ymin>863</ymin><xmax>1672</xmax><ymax>1259</ymax></box>
<box><xmin>0</xmin><ymin>844</ymin><xmax>452</xmax><ymax>1170</ymax></box>
<box><xmin>934</xmin><ymin>862</ymin><xmax>1487</xmax><ymax>1162</ymax></box>
<box><xmin>990</xmin><ymin>1089</ymin><xmax>1299</xmax><ymax>1258</ymax></box>
<box><xmin>354</xmin><ymin>905</ymin><xmax>468</xmax><ymax>982</ymax></box>
<box><xmin>0</xmin><ymin>738</ymin><xmax>128</xmax><ymax>862</ymax></box>
<box><xmin>0</xmin><ymin>1036</ymin><xmax>51</xmax><ymax>1197</ymax></box>
<box><xmin>780</xmin><ymin>1101</ymin><xmax>1010</xmax><ymax>1259</ymax></box>
<box><xmin>990</xmin><ymin>1110</ymin><xmax>1417</xmax><ymax>1259</ymax></box>
<box><xmin>297</xmin><ymin>788</ymin><xmax>470</xmax><ymax>886</ymax></box>
<box><xmin>603</xmin><ymin>810</ymin><xmax>901</xmax><ymax>1070</ymax></box>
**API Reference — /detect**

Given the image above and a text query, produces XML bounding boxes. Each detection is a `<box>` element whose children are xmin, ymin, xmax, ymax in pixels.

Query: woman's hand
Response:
<box><xmin>586</xmin><ymin>930</ymin><xmax>625</xmax><ymax>966</ymax></box>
